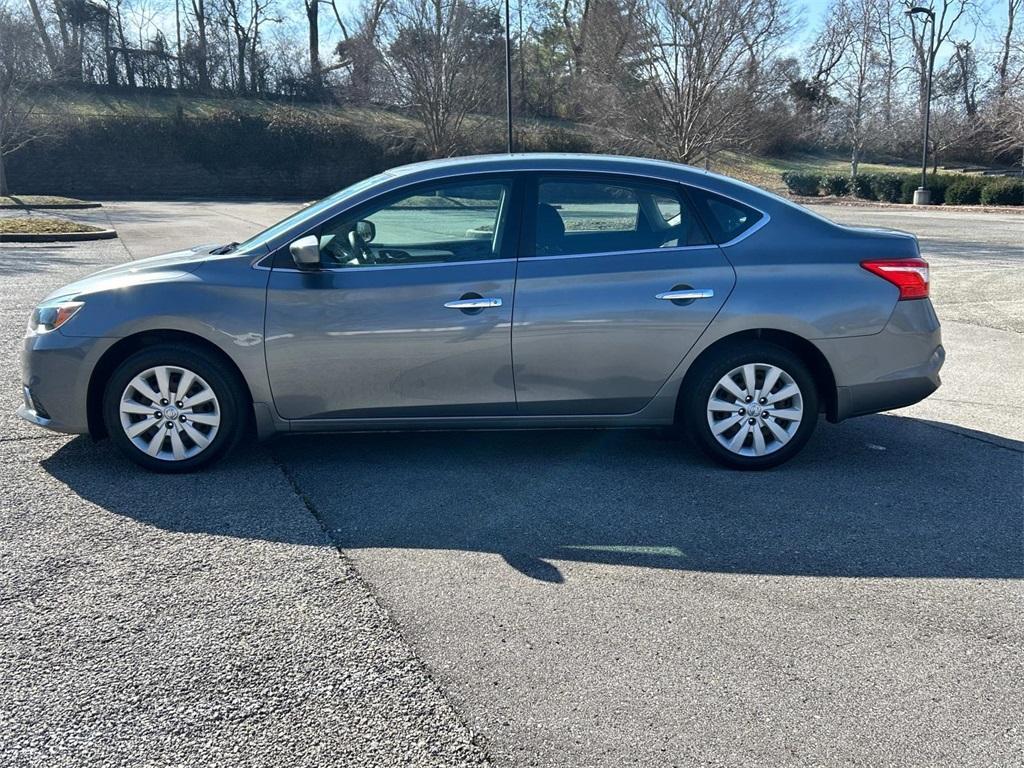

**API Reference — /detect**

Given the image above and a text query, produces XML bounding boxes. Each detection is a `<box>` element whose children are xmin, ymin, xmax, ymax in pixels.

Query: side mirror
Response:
<box><xmin>289</xmin><ymin>235</ymin><xmax>320</xmax><ymax>268</ymax></box>
<box><xmin>355</xmin><ymin>220</ymin><xmax>375</xmax><ymax>243</ymax></box>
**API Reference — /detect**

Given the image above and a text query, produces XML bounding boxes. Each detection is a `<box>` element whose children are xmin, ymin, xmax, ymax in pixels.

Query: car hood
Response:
<box><xmin>44</xmin><ymin>243</ymin><xmax>221</xmax><ymax>302</ymax></box>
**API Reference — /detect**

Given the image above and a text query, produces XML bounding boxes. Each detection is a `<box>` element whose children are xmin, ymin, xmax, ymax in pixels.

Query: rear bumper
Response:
<box><xmin>834</xmin><ymin>344</ymin><xmax>943</xmax><ymax>421</ymax></box>
<box><xmin>815</xmin><ymin>299</ymin><xmax>944</xmax><ymax>422</ymax></box>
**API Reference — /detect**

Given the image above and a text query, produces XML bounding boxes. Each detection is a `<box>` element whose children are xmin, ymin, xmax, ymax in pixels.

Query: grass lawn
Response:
<box><xmin>0</xmin><ymin>195</ymin><xmax>99</xmax><ymax>208</ymax></box>
<box><xmin>711</xmin><ymin>153</ymin><xmax>925</xmax><ymax>193</ymax></box>
<box><xmin>0</xmin><ymin>217</ymin><xmax>103</xmax><ymax>234</ymax></box>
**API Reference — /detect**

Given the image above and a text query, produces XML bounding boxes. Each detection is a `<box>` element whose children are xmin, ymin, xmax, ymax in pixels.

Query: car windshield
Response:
<box><xmin>233</xmin><ymin>173</ymin><xmax>392</xmax><ymax>254</ymax></box>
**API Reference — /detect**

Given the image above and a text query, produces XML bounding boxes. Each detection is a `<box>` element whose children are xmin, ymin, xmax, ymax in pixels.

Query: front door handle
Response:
<box><xmin>444</xmin><ymin>297</ymin><xmax>503</xmax><ymax>310</ymax></box>
<box><xmin>655</xmin><ymin>288</ymin><xmax>714</xmax><ymax>302</ymax></box>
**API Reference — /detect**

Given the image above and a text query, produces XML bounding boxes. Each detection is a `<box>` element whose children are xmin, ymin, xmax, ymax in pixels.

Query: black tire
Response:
<box><xmin>682</xmin><ymin>342</ymin><xmax>819</xmax><ymax>470</ymax></box>
<box><xmin>102</xmin><ymin>344</ymin><xmax>247</xmax><ymax>473</ymax></box>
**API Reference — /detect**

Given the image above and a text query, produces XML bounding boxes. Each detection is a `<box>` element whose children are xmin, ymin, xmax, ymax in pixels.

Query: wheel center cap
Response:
<box><xmin>163</xmin><ymin>406</ymin><xmax>179</xmax><ymax>420</ymax></box>
<box><xmin>748</xmin><ymin>403</ymin><xmax>763</xmax><ymax>417</ymax></box>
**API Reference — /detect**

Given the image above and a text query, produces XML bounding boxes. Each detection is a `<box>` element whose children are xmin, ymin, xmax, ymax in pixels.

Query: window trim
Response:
<box><xmin>262</xmin><ymin>172</ymin><xmax>525</xmax><ymax>271</ymax></box>
<box><xmin>521</xmin><ymin>171</ymin><xmax>714</xmax><ymax>260</ymax></box>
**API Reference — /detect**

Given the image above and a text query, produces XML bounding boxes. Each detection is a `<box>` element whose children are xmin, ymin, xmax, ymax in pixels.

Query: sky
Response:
<box><xmin>795</xmin><ymin>0</ymin><xmax>1010</xmax><ymax>52</ymax></box>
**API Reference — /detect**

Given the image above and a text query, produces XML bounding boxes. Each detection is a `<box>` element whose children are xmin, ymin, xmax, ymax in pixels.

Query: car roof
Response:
<box><xmin>382</xmin><ymin>153</ymin><xmax>798</xmax><ymax>215</ymax></box>
<box><xmin>387</xmin><ymin>152</ymin><xmax>711</xmax><ymax>181</ymax></box>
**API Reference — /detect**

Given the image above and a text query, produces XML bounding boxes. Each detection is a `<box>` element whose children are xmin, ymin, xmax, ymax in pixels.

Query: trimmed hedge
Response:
<box><xmin>980</xmin><ymin>177</ymin><xmax>1024</xmax><ymax>206</ymax></box>
<box><xmin>780</xmin><ymin>171</ymin><xmax>820</xmax><ymax>196</ymax></box>
<box><xmin>781</xmin><ymin>168</ymin><xmax>1024</xmax><ymax>206</ymax></box>
<box><xmin>945</xmin><ymin>177</ymin><xmax>987</xmax><ymax>205</ymax></box>
<box><xmin>869</xmin><ymin>174</ymin><xmax>904</xmax><ymax>203</ymax></box>
<box><xmin>820</xmin><ymin>173</ymin><xmax>849</xmax><ymax>196</ymax></box>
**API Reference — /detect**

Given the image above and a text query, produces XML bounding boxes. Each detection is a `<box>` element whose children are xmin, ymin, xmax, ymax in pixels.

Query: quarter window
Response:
<box><xmin>314</xmin><ymin>179</ymin><xmax>512</xmax><ymax>267</ymax></box>
<box><xmin>530</xmin><ymin>176</ymin><xmax>709</xmax><ymax>257</ymax></box>
<box><xmin>686</xmin><ymin>187</ymin><xmax>764</xmax><ymax>244</ymax></box>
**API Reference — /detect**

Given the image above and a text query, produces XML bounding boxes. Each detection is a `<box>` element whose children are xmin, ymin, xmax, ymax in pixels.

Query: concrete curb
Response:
<box><xmin>0</xmin><ymin>228</ymin><xmax>118</xmax><ymax>243</ymax></box>
<box><xmin>0</xmin><ymin>203</ymin><xmax>103</xmax><ymax>210</ymax></box>
<box><xmin>792</xmin><ymin>195</ymin><xmax>1024</xmax><ymax>213</ymax></box>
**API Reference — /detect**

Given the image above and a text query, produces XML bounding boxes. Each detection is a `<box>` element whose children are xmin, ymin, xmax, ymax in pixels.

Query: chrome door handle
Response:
<box><xmin>656</xmin><ymin>288</ymin><xmax>714</xmax><ymax>301</ymax></box>
<box><xmin>444</xmin><ymin>297</ymin><xmax>503</xmax><ymax>310</ymax></box>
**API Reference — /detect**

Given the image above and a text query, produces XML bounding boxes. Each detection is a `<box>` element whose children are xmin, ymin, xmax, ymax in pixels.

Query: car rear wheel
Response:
<box><xmin>102</xmin><ymin>344</ymin><xmax>246</xmax><ymax>473</ymax></box>
<box><xmin>684</xmin><ymin>342</ymin><xmax>818</xmax><ymax>470</ymax></box>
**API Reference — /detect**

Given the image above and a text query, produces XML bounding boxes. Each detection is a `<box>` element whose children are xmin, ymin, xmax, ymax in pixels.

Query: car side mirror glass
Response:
<box><xmin>355</xmin><ymin>220</ymin><xmax>375</xmax><ymax>243</ymax></box>
<box><xmin>289</xmin><ymin>235</ymin><xmax>320</xmax><ymax>268</ymax></box>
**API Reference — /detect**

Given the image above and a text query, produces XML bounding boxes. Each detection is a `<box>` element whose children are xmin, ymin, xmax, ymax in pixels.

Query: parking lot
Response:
<box><xmin>1</xmin><ymin>200</ymin><xmax>1021</xmax><ymax>766</ymax></box>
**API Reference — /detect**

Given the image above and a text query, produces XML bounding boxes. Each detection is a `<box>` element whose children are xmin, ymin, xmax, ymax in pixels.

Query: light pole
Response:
<box><xmin>907</xmin><ymin>5</ymin><xmax>936</xmax><ymax>205</ymax></box>
<box><xmin>504</xmin><ymin>0</ymin><xmax>514</xmax><ymax>153</ymax></box>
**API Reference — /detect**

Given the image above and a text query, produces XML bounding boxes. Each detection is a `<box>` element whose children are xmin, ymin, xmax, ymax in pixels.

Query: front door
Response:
<box><xmin>265</xmin><ymin>176</ymin><xmax>519</xmax><ymax>420</ymax></box>
<box><xmin>511</xmin><ymin>173</ymin><xmax>736</xmax><ymax>415</ymax></box>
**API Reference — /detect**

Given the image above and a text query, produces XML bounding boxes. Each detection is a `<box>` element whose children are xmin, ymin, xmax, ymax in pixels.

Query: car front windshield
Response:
<box><xmin>233</xmin><ymin>173</ymin><xmax>393</xmax><ymax>254</ymax></box>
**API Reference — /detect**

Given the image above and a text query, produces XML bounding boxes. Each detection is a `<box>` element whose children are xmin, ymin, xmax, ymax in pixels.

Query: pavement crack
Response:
<box><xmin>0</xmin><ymin>435</ymin><xmax>64</xmax><ymax>445</ymax></box>
<box><xmin>270</xmin><ymin>452</ymin><xmax>346</xmax><ymax>554</ymax></box>
<box><xmin>268</xmin><ymin>450</ymin><xmax>494</xmax><ymax>764</ymax></box>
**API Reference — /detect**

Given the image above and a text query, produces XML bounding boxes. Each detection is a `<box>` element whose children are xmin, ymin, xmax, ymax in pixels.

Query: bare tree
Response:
<box><xmin>617</xmin><ymin>0</ymin><xmax>793</xmax><ymax>163</ymax></box>
<box><xmin>826</xmin><ymin>0</ymin><xmax>888</xmax><ymax>176</ymax></box>
<box><xmin>189</xmin><ymin>0</ymin><xmax>211</xmax><ymax>89</ymax></box>
<box><xmin>304</xmin><ymin>0</ymin><xmax>321</xmax><ymax>81</ymax></box>
<box><xmin>381</xmin><ymin>0</ymin><xmax>500</xmax><ymax>156</ymax></box>
<box><xmin>221</xmin><ymin>0</ymin><xmax>279</xmax><ymax>93</ymax></box>
<box><xmin>903</xmin><ymin>0</ymin><xmax>977</xmax><ymax>117</ymax></box>
<box><xmin>988</xmin><ymin>1</ymin><xmax>1024</xmax><ymax>168</ymax></box>
<box><xmin>25</xmin><ymin>0</ymin><xmax>63</xmax><ymax>73</ymax></box>
<box><xmin>0</xmin><ymin>4</ymin><xmax>51</xmax><ymax>196</ymax></box>
<box><xmin>334</xmin><ymin>0</ymin><xmax>389</xmax><ymax>101</ymax></box>
<box><xmin>997</xmin><ymin>0</ymin><xmax>1022</xmax><ymax>97</ymax></box>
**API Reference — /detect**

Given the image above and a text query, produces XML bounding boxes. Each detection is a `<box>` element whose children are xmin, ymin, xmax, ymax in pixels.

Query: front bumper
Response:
<box><xmin>17</xmin><ymin>387</ymin><xmax>81</xmax><ymax>434</ymax></box>
<box><xmin>19</xmin><ymin>331</ymin><xmax>113</xmax><ymax>436</ymax></box>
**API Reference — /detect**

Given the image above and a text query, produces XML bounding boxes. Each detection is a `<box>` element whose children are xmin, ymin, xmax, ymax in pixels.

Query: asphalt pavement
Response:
<box><xmin>1</xmin><ymin>199</ymin><xmax>1021</xmax><ymax>767</ymax></box>
<box><xmin>0</xmin><ymin>237</ymin><xmax>489</xmax><ymax>766</ymax></box>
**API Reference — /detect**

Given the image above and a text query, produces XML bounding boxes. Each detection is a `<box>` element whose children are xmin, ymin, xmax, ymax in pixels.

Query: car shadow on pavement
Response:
<box><xmin>43</xmin><ymin>413</ymin><xmax>1023</xmax><ymax>583</ymax></box>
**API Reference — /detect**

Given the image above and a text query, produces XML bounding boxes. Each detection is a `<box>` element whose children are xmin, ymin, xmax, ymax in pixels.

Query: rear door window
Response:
<box><xmin>528</xmin><ymin>175</ymin><xmax>710</xmax><ymax>257</ymax></box>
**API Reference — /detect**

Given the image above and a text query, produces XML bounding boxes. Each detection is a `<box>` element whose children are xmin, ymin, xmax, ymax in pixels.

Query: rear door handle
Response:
<box><xmin>444</xmin><ymin>297</ymin><xmax>503</xmax><ymax>310</ymax></box>
<box><xmin>655</xmin><ymin>288</ymin><xmax>714</xmax><ymax>301</ymax></box>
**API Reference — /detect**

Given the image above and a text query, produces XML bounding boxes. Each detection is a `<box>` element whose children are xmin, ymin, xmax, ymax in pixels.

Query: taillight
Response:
<box><xmin>860</xmin><ymin>258</ymin><xmax>929</xmax><ymax>300</ymax></box>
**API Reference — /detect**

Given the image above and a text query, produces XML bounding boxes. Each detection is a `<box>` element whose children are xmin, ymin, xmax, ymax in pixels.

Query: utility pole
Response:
<box><xmin>504</xmin><ymin>0</ymin><xmax>513</xmax><ymax>153</ymax></box>
<box><xmin>907</xmin><ymin>5</ymin><xmax>936</xmax><ymax>205</ymax></box>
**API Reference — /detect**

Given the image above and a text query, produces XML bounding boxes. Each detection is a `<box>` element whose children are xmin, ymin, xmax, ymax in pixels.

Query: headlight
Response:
<box><xmin>28</xmin><ymin>300</ymin><xmax>84</xmax><ymax>334</ymax></box>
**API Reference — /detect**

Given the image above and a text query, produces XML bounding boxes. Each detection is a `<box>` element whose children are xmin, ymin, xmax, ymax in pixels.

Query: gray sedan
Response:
<box><xmin>19</xmin><ymin>154</ymin><xmax>943</xmax><ymax>471</ymax></box>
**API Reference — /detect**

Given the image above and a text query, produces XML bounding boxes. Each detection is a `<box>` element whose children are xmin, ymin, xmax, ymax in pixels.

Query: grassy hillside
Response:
<box><xmin>712</xmin><ymin>154</ymin><xmax>923</xmax><ymax>194</ymax></box>
<box><xmin>17</xmin><ymin>90</ymin><xmax>926</xmax><ymax>198</ymax></box>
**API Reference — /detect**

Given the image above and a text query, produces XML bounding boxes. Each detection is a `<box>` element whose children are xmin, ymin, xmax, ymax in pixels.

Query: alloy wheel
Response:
<box><xmin>705</xmin><ymin>363</ymin><xmax>804</xmax><ymax>457</ymax></box>
<box><xmin>118</xmin><ymin>365</ymin><xmax>221</xmax><ymax>461</ymax></box>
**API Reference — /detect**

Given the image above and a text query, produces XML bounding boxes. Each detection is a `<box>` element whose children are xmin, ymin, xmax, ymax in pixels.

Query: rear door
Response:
<box><xmin>511</xmin><ymin>173</ymin><xmax>736</xmax><ymax>415</ymax></box>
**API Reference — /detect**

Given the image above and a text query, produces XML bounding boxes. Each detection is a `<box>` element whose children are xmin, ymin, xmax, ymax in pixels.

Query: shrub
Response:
<box><xmin>979</xmin><ymin>177</ymin><xmax>1024</xmax><ymax>206</ymax></box>
<box><xmin>903</xmin><ymin>174</ymin><xmax>958</xmax><ymax>204</ymax></box>
<box><xmin>869</xmin><ymin>173</ymin><xmax>904</xmax><ymax>203</ymax></box>
<box><xmin>944</xmin><ymin>176</ymin><xmax>987</xmax><ymax>205</ymax></box>
<box><xmin>819</xmin><ymin>173</ymin><xmax>850</xmax><ymax>196</ymax></box>
<box><xmin>900</xmin><ymin>175</ymin><xmax>919</xmax><ymax>203</ymax></box>
<box><xmin>781</xmin><ymin>171</ymin><xmax>821</xmax><ymax>196</ymax></box>
<box><xmin>850</xmin><ymin>174</ymin><xmax>875</xmax><ymax>199</ymax></box>
<box><xmin>928</xmin><ymin>174</ymin><xmax>955</xmax><ymax>204</ymax></box>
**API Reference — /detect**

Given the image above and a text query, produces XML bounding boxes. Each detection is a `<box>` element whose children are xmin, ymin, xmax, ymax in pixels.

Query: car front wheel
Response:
<box><xmin>102</xmin><ymin>344</ymin><xmax>246</xmax><ymax>473</ymax></box>
<box><xmin>684</xmin><ymin>342</ymin><xmax>819</xmax><ymax>470</ymax></box>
